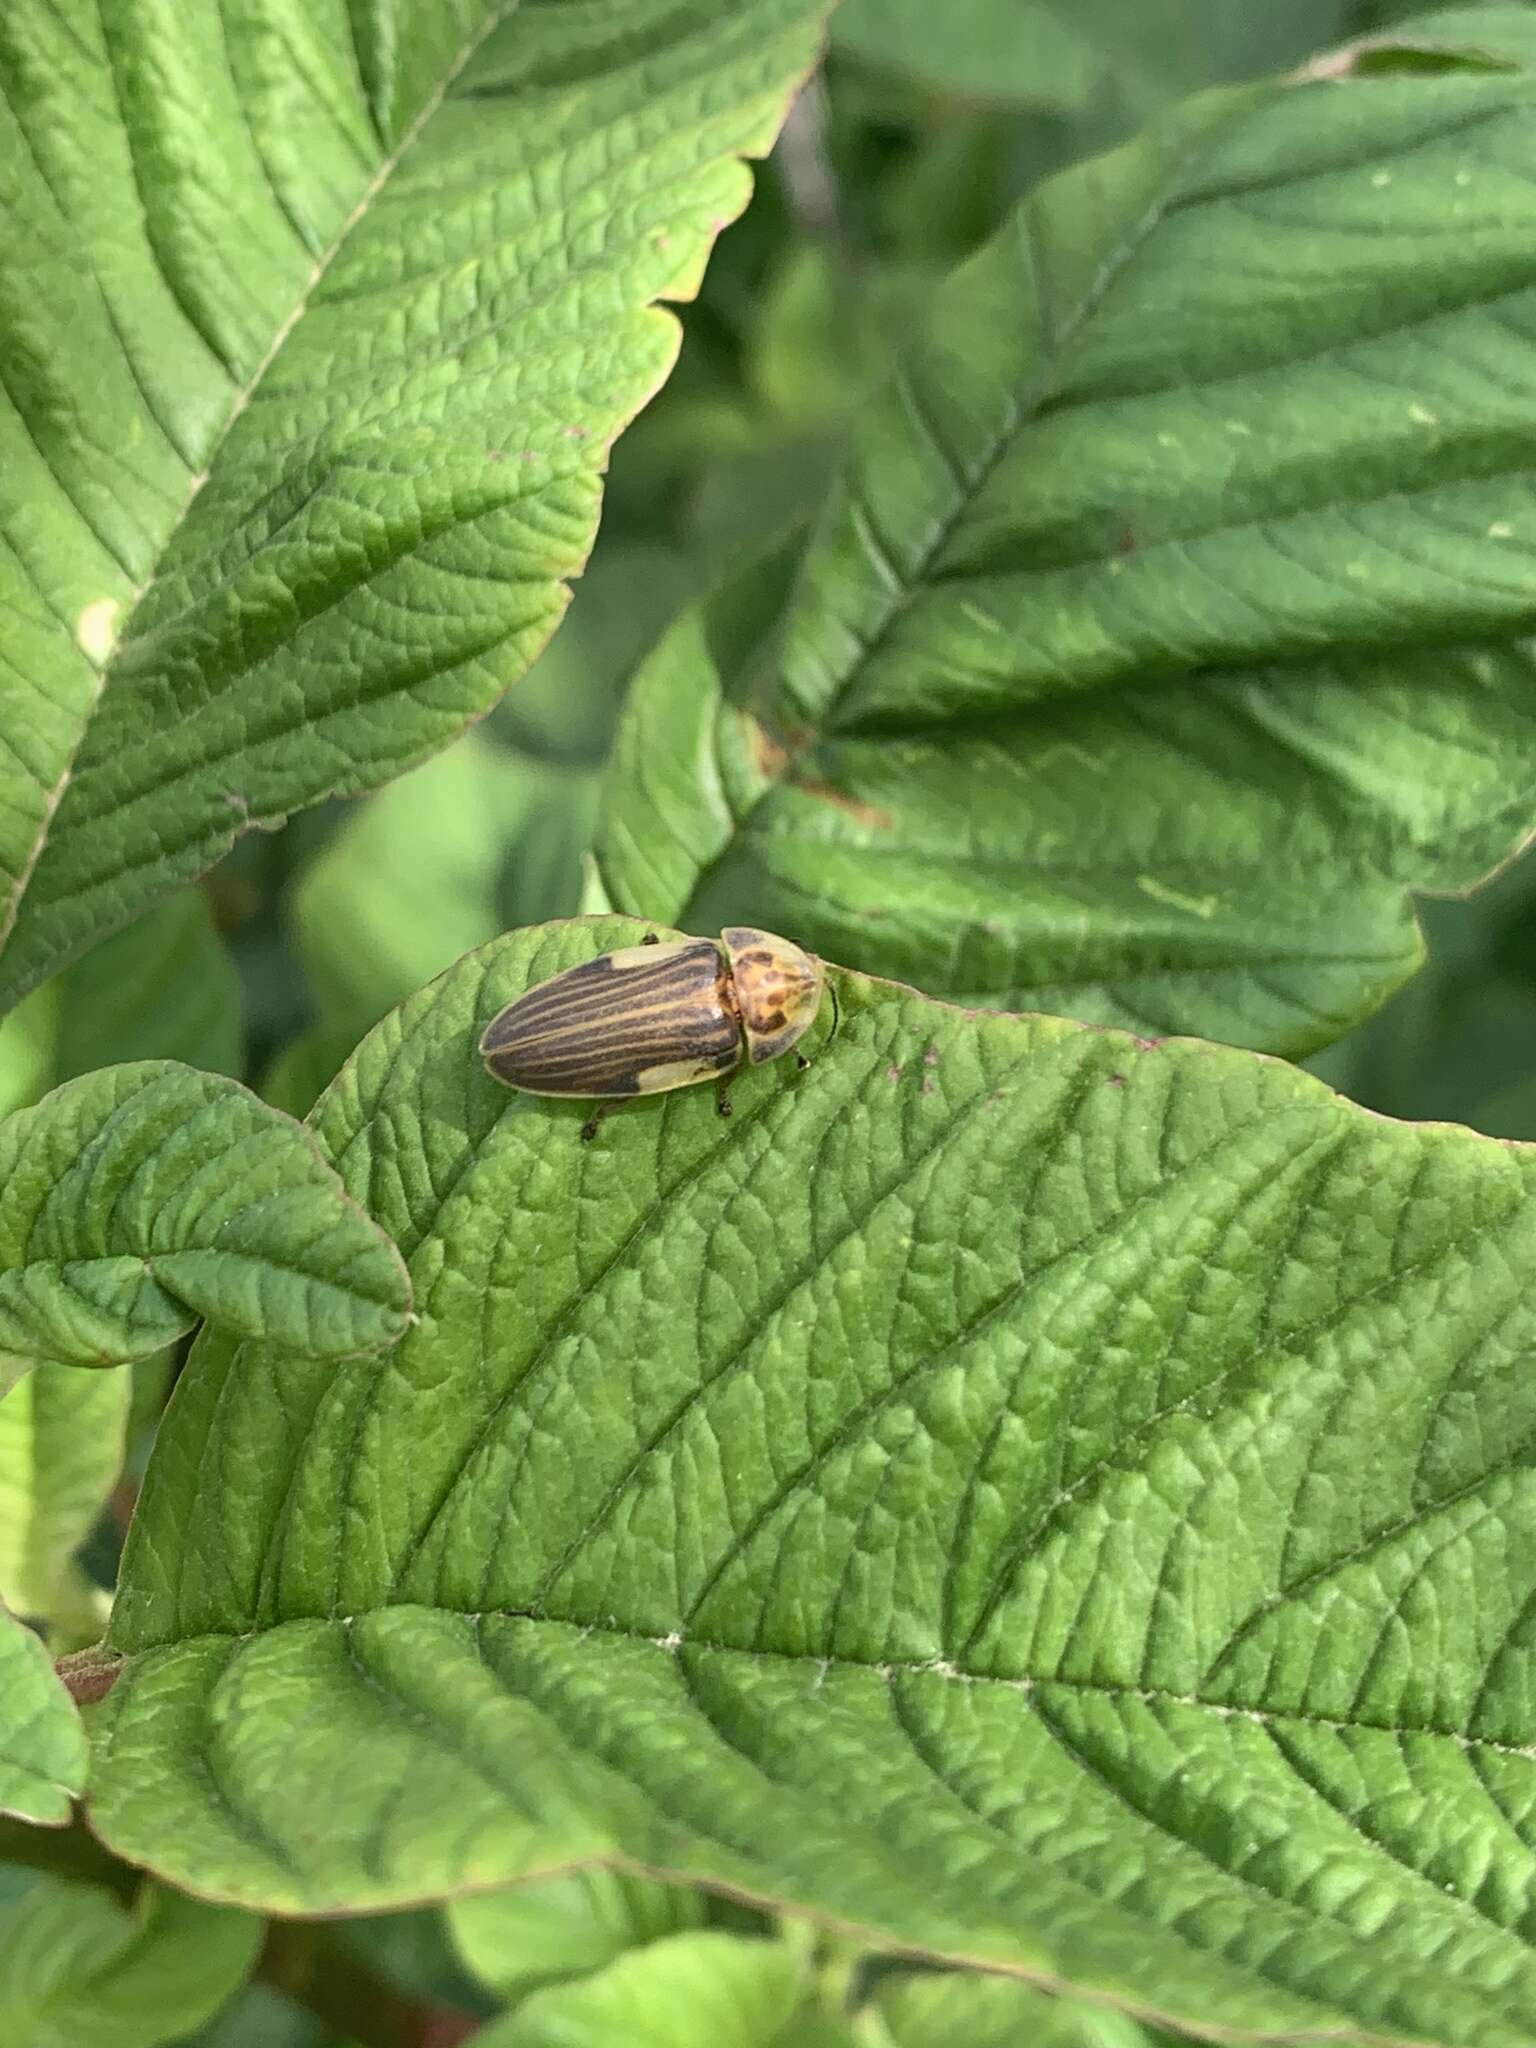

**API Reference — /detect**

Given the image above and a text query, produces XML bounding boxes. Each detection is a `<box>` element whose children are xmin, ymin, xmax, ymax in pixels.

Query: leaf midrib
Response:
<box><xmin>112</xmin><ymin>1607</ymin><xmax>1536</xmax><ymax>1771</ymax></box>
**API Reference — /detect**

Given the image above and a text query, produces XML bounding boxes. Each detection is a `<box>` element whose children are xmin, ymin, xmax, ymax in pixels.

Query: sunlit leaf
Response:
<box><xmin>596</xmin><ymin>21</ymin><xmax>1536</xmax><ymax>1054</ymax></box>
<box><xmin>0</xmin><ymin>0</ymin><xmax>829</xmax><ymax>1011</ymax></box>
<box><xmin>79</xmin><ymin>917</ymin><xmax>1536</xmax><ymax>2047</ymax></box>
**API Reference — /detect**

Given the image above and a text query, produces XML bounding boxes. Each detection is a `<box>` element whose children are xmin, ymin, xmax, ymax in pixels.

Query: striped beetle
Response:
<box><xmin>479</xmin><ymin>926</ymin><xmax>835</xmax><ymax>1139</ymax></box>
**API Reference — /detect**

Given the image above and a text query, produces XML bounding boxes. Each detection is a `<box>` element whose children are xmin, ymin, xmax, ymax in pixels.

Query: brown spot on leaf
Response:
<box><xmin>57</xmin><ymin>1647</ymin><xmax>122</xmax><ymax>1706</ymax></box>
<box><xmin>795</xmin><ymin>780</ymin><xmax>895</xmax><ymax>832</ymax></box>
<box><xmin>749</xmin><ymin>718</ymin><xmax>790</xmax><ymax>780</ymax></box>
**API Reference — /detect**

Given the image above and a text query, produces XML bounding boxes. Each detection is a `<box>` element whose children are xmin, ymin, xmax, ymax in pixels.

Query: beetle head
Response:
<box><xmin>722</xmin><ymin>927</ymin><xmax>825</xmax><ymax>1065</ymax></box>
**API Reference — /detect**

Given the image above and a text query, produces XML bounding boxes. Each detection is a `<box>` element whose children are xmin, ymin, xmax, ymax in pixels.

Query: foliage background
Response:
<box><xmin>6</xmin><ymin>1</ymin><xmax>1536</xmax><ymax>2044</ymax></box>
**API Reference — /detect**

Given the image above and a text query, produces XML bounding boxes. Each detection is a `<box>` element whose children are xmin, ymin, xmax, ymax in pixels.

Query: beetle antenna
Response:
<box><xmin>825</xmin><ymin>976</ymin><xmax>841</xmax><ymax>1052</ymax></box>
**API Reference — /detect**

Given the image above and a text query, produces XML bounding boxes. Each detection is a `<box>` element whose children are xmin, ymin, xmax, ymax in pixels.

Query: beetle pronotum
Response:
<box><xmin>479</xmin><ymin>926</ymin><xmax>834</xmax><ymax>1139</ymax></box>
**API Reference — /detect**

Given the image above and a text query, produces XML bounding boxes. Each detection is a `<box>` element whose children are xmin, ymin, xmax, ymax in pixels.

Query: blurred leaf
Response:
<box><xmin>0</xmin><ymin>0</ymin><xmax>830</xmax><ymax>1013</ymax></box>
<box><xmin>0</xmin><ymin>1365</ymin><xmax>129</xmax><ymax>1631</ymax></box>
<box><xmin>79</xmin><ymin>917</ymin><xmax>1536</xmax><ymax>2045</ymax></box>
<box><xmin>0</xmin><ymin>1063</ymin><xmax>410</xmax><ymax>1376</ymax></box>
<box><xmin>50</xmin><ymin>893</ymin><xmax>242</xmax><ymax>1085</ymax></box>
<box><xmin>0</xmin><ymin>894</ymin><xmax>240</xmax><ymax>1122</ymax></box>
<box><xmin>475</xmin><ymin>1931</ymin><xmax>802</xmax><ymax>2048</ymax></box>
<box><xmin>869</xmin><ymin>1970</ymin><xmax>1175</xmax><ymax>2046</ymax></box>
<box><xmin>189</xmin><ymin>1985</ymin><xmax>348</xmax><ymax>2048</ymax></box>
<box><xmin>293</xmin><ymin>732</ymin><xmax>590</xmax><ymax>1045</ymax></box>
<box><xmin>0</xmin><ymin>1878</ymin><xmax>260</xmax><ymax>2048</ymax></box>
<box><xmin>257</xmin><ymin>1027</ymin><xmax>363</xmax><ymax>1124</ymax></box>
<box><xmin>0</xmin><ymin>1611</ymin><xmax>85</xmax><ymax>1827</ymax></box>
<box><xmin>833</xmin><ymin>0</ymin><xmax>1349</xmax><ymax>113</ymax></box>
<box><xmin>0</xmin><ymin>992</ymin><xmax>56</xmax><ymax>1125</ymax></box>
<box><xmin>749</xmin><ymin>248</ymin><xmax>872</xmax><ymax>426</ymax></box>
<box><xmin>494</xmin><ymin>542</ymin><xmax>708</xmax><ymax>771</ymax></box>
<box><xmin>450</xmin><ymin>1872</ymin><xmax>706</xmax><ymax>2003</ymax></box>
<box><xmin>1308</xmin><ymin>844</ymin><xmax>1536</xmax><ymax>1137</ymax></box>
<box><xmin>595</xmin><ymin>35</ymin><xmax>1536</xmax><ymax>1055</ymax></box>
<box><xmin>331</xmin><ymin>1906</ymin><xmax>490</xmax><ymax>2019</ymax></box>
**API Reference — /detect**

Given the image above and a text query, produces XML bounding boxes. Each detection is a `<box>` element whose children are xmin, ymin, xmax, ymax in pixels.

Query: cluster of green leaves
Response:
<box><xmin>6</xmin><ymin>1</ymin><xmax>1536</xmax><ymax>2045</ymax></box>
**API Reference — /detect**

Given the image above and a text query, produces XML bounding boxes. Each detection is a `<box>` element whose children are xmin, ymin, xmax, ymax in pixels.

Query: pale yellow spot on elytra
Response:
<box><xmin>74</xmin><ymin>597</ymin><xmax>120</xmax><ymax>666</ymax></box>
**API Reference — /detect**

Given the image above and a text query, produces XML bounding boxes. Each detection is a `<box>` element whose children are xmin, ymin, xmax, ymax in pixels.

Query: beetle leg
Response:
<box><xmin>716</xmin><ymin>1085</ymin><xmax>733</xmax><ymax>1120</ymax></box>
<box><xmin>795</xmin><ymin>1053</ymin><xmax>810</xmax><ymax>1071</ymax></box>
<box><xmin>640</xmin><ymin>932</ymin><xmax>660</xmax><ymax>946</ymax></box>
<box><xmin>580</xmin><ymin>1104</ymin><xmax>613</xmax><ymax>1143</ymax></box>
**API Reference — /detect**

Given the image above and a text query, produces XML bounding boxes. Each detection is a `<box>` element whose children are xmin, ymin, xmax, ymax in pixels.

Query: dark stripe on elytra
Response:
<box><xmin>506</xmin><ymin>944</ymin><xmax>722</xmax><ymax>1010</ymax></box>
<box><xmin>502</xmin><ymin>1018</ymin><xmax>740</xmax><ymax>1073</ymax></box>
<box><xmin>485</xmin><ymin>988</ymin><xmax>730</xmax><ymax>1052</ymax></box>
<box><xmin>487</xmin><ymin>1035</ymin><xmax>739</xmax><ymax>1094</ymax></box>
<box><xmin>484</xmin><ymin>948</ymin><xmax>727</xmax><ymax>1047</ymax></box>
<box><xmin>489</xmin><ymin>1006</ymin><xmax>741</xmax><ymax>1083</ymax></box>
<box><xmin>491</xmin><ymin>995</ymin><xmax>737</xmax><ymax>1055</ymax></box>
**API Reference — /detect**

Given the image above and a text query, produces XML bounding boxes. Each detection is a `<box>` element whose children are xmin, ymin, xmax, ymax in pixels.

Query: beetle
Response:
<box><xmin>479</xmin><ymin>926</ymin><xmax>834</xmax><ymax>1139</ymax></box>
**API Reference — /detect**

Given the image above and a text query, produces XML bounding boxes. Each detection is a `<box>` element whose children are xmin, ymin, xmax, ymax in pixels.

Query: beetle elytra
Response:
<box><xmin>479</xmin><ymin>926</ymin><xmax>831</xmax><ymax>1139</ymax></box>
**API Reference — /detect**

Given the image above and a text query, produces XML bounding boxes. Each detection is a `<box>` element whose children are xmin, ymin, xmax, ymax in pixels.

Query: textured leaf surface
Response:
<box><xmin>0</xmin><ymin>1062</ymin><xmax>409</xmax><ymax>1372</ymax></box>
<box><xmin>0</xmin><ymin>1877</ymin><xmax>260</xmax><ymax>2047</ymax></box>
<box><xmin>0</xmin><ymin>0</ymin><xmax>828</xmax><ymax>1012</ymax></box>
<box><xmin>0</xmin><ymin>1365</ymin><xmax>128</xmax><ymax>1626</ymax></box>
<box><xmin>450</xmin><ymin>1870</ymin><xmax>705</xmax><ymax>2003</ymax></box>
<box><xmin>80</xmin><ymin>918</ymin><xmax>1536</xmax><ymax>2045</ymax></box>
<box><xmin>0</xmin><ymin>1613</ymin><xmax>85</xmax><ymax>1826</ymax></box>
<box><xmin>595</xmin><ymin>24</ymin><xmax>1536</xmax><ymax>1055</ymax></box>
<box><xmin>476</xmin><ymin>1931</ymin><xmax>800</xmax><ymax>2048</ymax></box>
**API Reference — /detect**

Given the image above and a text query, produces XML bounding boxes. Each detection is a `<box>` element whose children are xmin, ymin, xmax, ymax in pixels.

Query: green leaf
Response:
<box><xmin>0</xmin><ymin>1877</ymin><xmax>261</xmax><ymax>2048</ymax></box>
<box><xmin>595</xmin><ymin>33</ymin><xmax>1536</xmax><ymax>1055</ymax></box>
<box><xmin>0</xmin><ymin>889</ymin><xmax>242</xmax><ymax>1169</ymax></box>
<box><xmin>81</xmin><ymin>918</ymin><xmax>1536</xmax><ymax>2045</ymax></box>
<box><xmin>871</xmin><ymin>1970</ymin><xmax>1173</xmax><ymax>2048</ymax></box>
<box><xmin>450</xmin><ymin>1872</ymin><xmax>706</xmax><ymax>2003</ymax></box>
<box><xmin>257</xmin><ymin>1026</ymin><xmax>361</xmax><ymax>1124</ymax></box>
<box><xmin>0</xmin><ymin>0</ymin><xmax>830</xmax><ymax>1014</ymax></box>
<box><xmin>0</xmin><ymin>1612</ymin><xmax>85</xmax><ymax>1826</ymax></box>
<box><xmin>475</xmin><ymin>1931</ymin><xmax>801</xmax><ymax>2048</ymax></box>
<box><xmin>47</xmin><ymin>893</ymin><xmax>243</xmax><ymax>1087</ymax></box>
<box><xmin>293</xmin><ymin>731</ymin><xmax>591</xmax><ymax>1045</ymax></box>
<box><xmin>0</xmin><ymin>1365</ymin><xmax>128</xmax><ymax>1628</ymax></box>
<box><xmin>492</xmin><ymin>539</ymin><xmax>707</xmax><ymax>772</ymax></box>
<box><xmin>0</xmin><ymin>1062</ymin><xmax>410</xmax><ymax>1374</ymax></box>
<box><xmin>833</xmin><ymin>0</ymin><xmax>1350</xmax><ymax>113</ymax></box>
<box><xmin>188</xmin><ymin>1983</ymin><xmax>342</xmax><ymax>2048</ymax></box>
